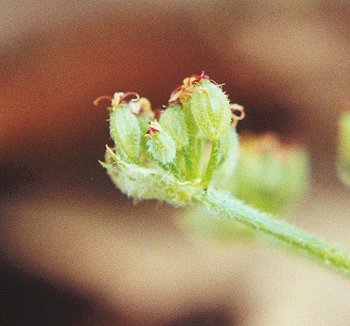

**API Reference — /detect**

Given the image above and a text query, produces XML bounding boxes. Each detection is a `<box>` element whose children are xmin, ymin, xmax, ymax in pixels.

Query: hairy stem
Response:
<box><xmin>188</xmin><ymin>137</ymin><xmax>199</xmax><ymax>179</ymax></box>
<box><xmin>196</xmin><ymin>138</ymin><xmax>206</xmax><ymax>177</ymax></box>
<box><xmin>197</xmin><ymin>188</ymin><xmax>350</xmax><ymax>277</ymax></box>
<box><xmin>158</xmin><ymin>162</ymin><xmax>182</xmax><ymax>179</ymax></box>
<box><xmin>202</xmin><ymin>141</ymin><xmax>221</xmax><ymax>187</ymax></box>
<box><xmin>183</xmin><ymin>146</ymin><xmax>194</xmax><ymax>179</ymax></box>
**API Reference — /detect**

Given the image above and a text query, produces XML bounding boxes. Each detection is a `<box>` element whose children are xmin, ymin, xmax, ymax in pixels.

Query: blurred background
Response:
<box><xmin>1</xmin><ymin>1</ymin><xmax>350</xmax><ymax>325</ymax></box>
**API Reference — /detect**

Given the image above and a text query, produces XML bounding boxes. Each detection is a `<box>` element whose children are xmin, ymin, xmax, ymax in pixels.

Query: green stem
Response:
<box><xmin>197</xmin><ymin>188</ymin><xmax>350</xmax><ymax>277</ymax></box>
<box><xmin>189</xmin><ymin>137</ymin><xmax>199</xmax><ymax>179</ymax></box>
<box><xmin>158</xmin><ymin>162</ymin><xmax>182</xmax><ymax>179</ymax></box>
<box><xmin>183</xmin><ymin>146</ymin><xmax>194</xmax><ymax>179</ymax></box>
<box><xmin>195</xmin><ymin>138</ymin><xmax>206</xmax><ymax>178</ymax></box>
<box><xmin>202</xmin><ymin>141</ymin><xmax>221</xmax><ymax>187</ymax></box>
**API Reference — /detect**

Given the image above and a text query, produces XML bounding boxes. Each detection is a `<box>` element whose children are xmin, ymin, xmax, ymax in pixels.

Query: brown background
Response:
<box><xmin>1</xmin><ymin>1</ymin><xmax>350</xmax><ymax>325</ymax></box>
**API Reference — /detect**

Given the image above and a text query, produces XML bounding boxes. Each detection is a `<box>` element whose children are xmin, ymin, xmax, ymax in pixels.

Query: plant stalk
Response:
<box><xmin>197</xmin><ymin>188</ymin><xmax>350</xmax><ymax>277</ymax></box>
<box><xmin>183</xmin><ymin>146</ymin><xmax>194</xmax><ymax>179</ymax></box>
<box><xmin>202</xmin><ymin>141</ymin><xmax>221</xmax><ymax>187</ymax></box>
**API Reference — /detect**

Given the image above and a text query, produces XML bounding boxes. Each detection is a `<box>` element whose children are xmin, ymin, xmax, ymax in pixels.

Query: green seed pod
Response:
<box><xmin>146</xmin><ymin>121</ymin><xmax>176</xmax><ymax>164</ymax></box>
<box><xmin>338</xmin><ymin>111</ymin><xmax>350</xmax><ymax>186</ymax></box>
<box><xmin>188</xmin><ymin>79</ymin><xmax>231</xmax><ymax>141</ymax></box>
<box><xmin>109</xmin><ymin>104</ymin><xmax>141</xmax><ymax>161</ymax></box>
<box><xmin>159</xmin><ymin>104</ymin><xmax>189</xmax><ymax>149</ymax></box>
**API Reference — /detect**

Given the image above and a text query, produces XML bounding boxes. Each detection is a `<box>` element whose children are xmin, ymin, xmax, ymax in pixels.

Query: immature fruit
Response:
<box><xmin>109</xmin><ymin>104</ymin><xmax>141</xmax><ymax>161</ymax></box>
<box><xmin>188</xmin><ymin>79</ymin><xmax>231</xmax><ymax>141</ymax></box>
<box><xmin>146</xmin><ymin>121</ymin><xmax>176</xmax><ymax>164</ymax></box>
<box><xmin>159</xmin><ymin>104</ymin><xmax>189</xmax><ymax>149</ymax></box>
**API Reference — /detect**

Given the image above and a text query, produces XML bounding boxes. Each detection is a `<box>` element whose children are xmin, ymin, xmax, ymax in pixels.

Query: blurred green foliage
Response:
<box><xmin>231</xmin><ymin>133</ymin><xmax>309</xmax><ymax>215</ymax></box>
<box><xmin>338</xmin><ymin>111</ymin><xmax>350</xmax><ymax>187</ymax></box>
